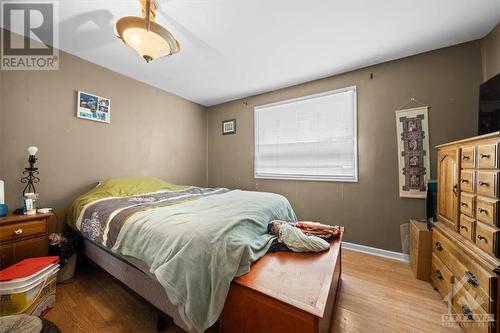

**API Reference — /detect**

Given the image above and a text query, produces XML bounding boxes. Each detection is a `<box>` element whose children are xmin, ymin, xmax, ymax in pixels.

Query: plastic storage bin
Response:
<box><xmin>0</xmin><ymin>257</ymin><xmax>59</xmax><ymax>316</ymax></box>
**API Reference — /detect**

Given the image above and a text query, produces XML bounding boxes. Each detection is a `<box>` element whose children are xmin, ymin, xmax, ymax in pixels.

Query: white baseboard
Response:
<box><xmin>342</xmin><ymin>241</ymin><xmax>410</xmax><ymax>263</ymax></box>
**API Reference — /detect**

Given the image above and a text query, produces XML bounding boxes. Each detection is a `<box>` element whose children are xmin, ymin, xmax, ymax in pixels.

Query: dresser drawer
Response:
<box><xmin>461</xmin><ymin>170</ymin><xmax>475</xmax><ymax>192</ymax></box>
<box><xmin>435</xmin><ymin>227</ymin><xmax>496</xmax><ymax>302</ymax></box>
<box><xmin>460</xmin><ymin>214</ymin><xmax>475</xmax><ymax>241</ymax></box>
<box><xmin>431</xmin><ymin>253</ymin><xmax>453</xmax><ymax>299</ymax></box>
<box><xmin>461</xmin><ymin>192</ymin><xmax>476</xmax><ymax>217</ymax></box>
<box><xmin>462</xmin><ymin>146</ymin><xmax>476</xmax><ymax>169</ymax></box>
<box><xmin>433</xmin><ymin>227</ymin><xmax>456</xmax><ymax>265</ymax></box>
<box><xmin>0</xmin><ymin>235</ymin><xmax>48</xmax><ymax>269</ymax></box>
<box><xmin>477</xmin><ymin>171</ymin><xmax>499</xmax><ymax>198</ymax></box>
<box><xmin>475</xmin><ymin>222</ymin><xmax>499</xmax><ymax>256</ymax></box>
<box><xmin>476</xmin><ymin>196</ymin><xmax>499</xmax><ymax>226</ymax></box>
<box><xmin>478</xmin><ymin>143</ymin><xmax>499</xmax><ymax>169</ymax></box>
<box><xmin>451</xmin><ymin>255</ymin><xmax>494</xmax><ymax>313</ymax></box>
<box><xmin>452</xmin><ymin>287</ymin><xmax>493</xmax><ymax>333</ymax></box>
<box><xmin>0</xmin><ymin>220</ymin><xmax>47</xmax><ymax>243</ymax></box>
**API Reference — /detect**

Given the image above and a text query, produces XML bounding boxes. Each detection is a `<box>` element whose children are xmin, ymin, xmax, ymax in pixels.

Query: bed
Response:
<box><xmin>67</xmin><ymin>177</ymin><xmax>298</xmax><ymax>332</ymax></box>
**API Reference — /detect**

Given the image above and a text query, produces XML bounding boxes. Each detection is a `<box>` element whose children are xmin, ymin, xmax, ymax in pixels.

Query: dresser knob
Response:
<box><xmin>478</xmin><ymin>235</ymin><xmax>487</xmax><ymax>241</ymax></box>
<box><xmin>435</xmin><ymin>270</ymin><xmax>443</xmax><ymax>280</ymax></box>
<box><xmin>14</xmin><ymin>229</ymin><xmax>23</xmax><ymax>235</ymax></box>
<box><xmin>461</xmin><ymin>179</ymin><xmax>469</xmax><ymax>183</ymax></box>
<box><xmin>460</xmin><ymin>225</ymin><xmax>468</xmax><ymax>231</ymax></box>
<box><xmin>465</xmin><ymin>271</ymin><xmax>479</xmax><ymax>287</ymax></box>
<box><xmin>479</xmin><ymin>181</ymin><xmax>489</xmax><ymax>187</ymax></box>
<box><xmin>463</xmin><ymin>156</ymin><xmax>470</xmax><ymax>160</ymax></box>
<box><xmin>479</xmin><ymin>208</ymin><xmax>487</xmax><ymax>214</ymax></box>
<box><xmin>461</xmin><ymin>202</ymin><xmax>468</xmax><ymax>207</ymax></box>
<box><xmin>480</xmin><ymin>154</ymin><xmax>490</xmax><ymax>159</ymax></box>
<box><xmin>435</xmin><ymin>241</ymin><xmax>443</xmax><ymax>251</ymax></box>
<box><xmin>462</xmin><ymin>304</ymin><xmax>474</xmax><ymax>321</ymax></box>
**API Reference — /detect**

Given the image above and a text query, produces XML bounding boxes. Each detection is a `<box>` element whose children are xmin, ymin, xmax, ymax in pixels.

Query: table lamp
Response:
<box><xmin>21</xmin><ymin>146</ymin><xmax>40</xmax><ymax>195</ymax></box>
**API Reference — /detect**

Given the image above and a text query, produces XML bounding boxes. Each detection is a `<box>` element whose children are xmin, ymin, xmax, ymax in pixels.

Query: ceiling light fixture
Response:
<box><xmin>115</xmin><ymin>0</ymin><xmax>180</xmax><ymax>63</ymax></box>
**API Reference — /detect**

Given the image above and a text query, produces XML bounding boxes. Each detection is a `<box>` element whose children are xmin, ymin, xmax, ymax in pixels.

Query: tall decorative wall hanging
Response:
<box><xmin>395</xmin><ymin>105</ymin><xmax>430</xmax><ymax>198</ymax></box>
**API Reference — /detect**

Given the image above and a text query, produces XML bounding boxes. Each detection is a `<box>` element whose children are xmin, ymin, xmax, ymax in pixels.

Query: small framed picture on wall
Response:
<box><xmin>77</xmin><ymin>90</ymin><xmax>111</xmax><ymax>124</ymax></box>
<box><xmin>222</xmin><ymin>119</ymin><xmax>236</xmax><ymax>135</ymax></box>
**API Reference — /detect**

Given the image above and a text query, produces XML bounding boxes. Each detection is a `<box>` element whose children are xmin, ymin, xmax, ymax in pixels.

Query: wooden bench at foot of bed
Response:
<box><xmin>220</xmin><ymin>232</ymin><xmax>343</xmax><ymax>333</ymax></box>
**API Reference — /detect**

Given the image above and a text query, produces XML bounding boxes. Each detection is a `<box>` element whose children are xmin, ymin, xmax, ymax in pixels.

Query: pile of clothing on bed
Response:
<box><xmin>267</xmin><ymin>220</ymin><xmax>343</xmax><ymax>253</ymax></box>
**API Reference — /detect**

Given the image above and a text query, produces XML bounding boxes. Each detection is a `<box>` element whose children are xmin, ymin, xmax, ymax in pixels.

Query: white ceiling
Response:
<box><xmin>6</xmin><ymin>0</ymin><xmax>500</xmax><ymax>106</ymax></box>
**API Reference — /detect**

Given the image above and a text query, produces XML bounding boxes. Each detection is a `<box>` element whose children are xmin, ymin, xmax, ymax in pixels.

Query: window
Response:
<box><xmin>254</xmin><ymin>86</ymin><xmax>357</xmax><ymax>182</ymax></box>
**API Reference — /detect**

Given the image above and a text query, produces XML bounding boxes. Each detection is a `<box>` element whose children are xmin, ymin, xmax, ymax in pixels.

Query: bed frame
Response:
<box><xmin>82</xmin><ymin>238</ymin><xmax>190</xmax><ymax>332</ymax></box>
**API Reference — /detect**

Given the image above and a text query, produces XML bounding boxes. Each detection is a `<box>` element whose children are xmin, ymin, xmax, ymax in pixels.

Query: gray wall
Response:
<box><xmin>207</xmin><ymin>41</ymin><xmax>483</xmax><ymax>252</ymax></box>
<box><xmin>481</xmin><ymin>23</ymin><xmax>500</xmax><ymax>82</ymax></box>
<box><xmin>2</xmin><ymin>26</ymin><xmax>499</xmax><ymax>252</ymax></box>
<box><xmin>0</xmin><ymin>69</ymin><xmax>4</xmax><ymax>190</ymax></box>
<box><xmin>0</xmin><ymin>47</ymin><xmax>207</xmax><ymax>210</ymax></box>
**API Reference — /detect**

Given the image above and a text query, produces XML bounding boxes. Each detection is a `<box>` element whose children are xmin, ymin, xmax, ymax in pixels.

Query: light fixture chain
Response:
<box><xmin>146</xmin><ymin>0</ymin><xmax>151</xmax><ymax>31</ymax></box>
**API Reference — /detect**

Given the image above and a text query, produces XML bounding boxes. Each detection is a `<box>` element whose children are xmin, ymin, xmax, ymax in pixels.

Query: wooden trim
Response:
<box><xmin>0</xmin><ymin>213</ymin><xmax>53</xmax><ymax>226</ymax></box>
<box><xmin>436</xmin><ymin>132</ymin><xmax>500</xmax><ymax>148</ymax></box>
<box><xmin>341</xmin><ymin>241</ymin><xmax>410</xmax><ymax>262</ymax></box>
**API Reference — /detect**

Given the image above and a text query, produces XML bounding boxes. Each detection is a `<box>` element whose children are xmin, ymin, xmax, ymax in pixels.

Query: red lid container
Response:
<box><xmin>0</xmin><ymin>257</ymin><xmax>59</xmax><ymax>282</ymax></box>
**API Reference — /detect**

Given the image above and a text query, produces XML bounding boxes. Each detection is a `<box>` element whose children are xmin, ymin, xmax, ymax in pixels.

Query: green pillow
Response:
<box><xmin>66</xmin><ymin>177</ymin><xmax>189</xmax><ymax>230</ymax></box>
<box><xmin>94</xmin><ymin>177</ymin><xmax>187</xmax><ymax>197</ymax></box>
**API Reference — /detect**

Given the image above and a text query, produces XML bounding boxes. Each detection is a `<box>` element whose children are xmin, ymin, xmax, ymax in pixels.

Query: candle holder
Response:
<box><xmin>20</xmin><ymin>146</ymin><xmax>40</xmax><ymax>195</ymax></box>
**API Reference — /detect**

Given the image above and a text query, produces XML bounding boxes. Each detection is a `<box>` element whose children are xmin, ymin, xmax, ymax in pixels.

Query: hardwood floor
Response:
<box><xmin>331</xmin><ymin>250</ymin><xmax>461</xmax><ymax>333</ymax></box>
<box><xmin>45</xmin><ymin>249</ymin><xmax>462</xmax><ymax>333</ymax></box>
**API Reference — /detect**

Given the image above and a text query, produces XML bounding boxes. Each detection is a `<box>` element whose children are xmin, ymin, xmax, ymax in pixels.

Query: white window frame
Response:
<box><xmin>254</xmin><ymin>86</ymin><xmax>358</xmax><ymax>182</ymax></box>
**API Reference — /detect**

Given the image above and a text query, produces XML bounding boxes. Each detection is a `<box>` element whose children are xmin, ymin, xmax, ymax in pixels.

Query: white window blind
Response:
<box><xmin>254</xmin><ymin>86</ymin><xmax>357</xmax><ymax>182</ymax></box>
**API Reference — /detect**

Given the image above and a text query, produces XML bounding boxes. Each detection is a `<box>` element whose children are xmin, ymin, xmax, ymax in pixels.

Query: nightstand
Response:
<box><xmin>0</xmin><ymin>213</ymin><xmax>53</xmax><ymax>269</ymax></box>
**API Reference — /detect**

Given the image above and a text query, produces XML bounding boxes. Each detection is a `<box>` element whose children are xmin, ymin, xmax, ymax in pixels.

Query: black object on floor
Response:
<box><xmin>41</xmin><ymin>318</ymin><xmax>61</xmax><ymax>333</ymax></box>
<box><xmin>156</xmin><ymin>312</ymin><xmax>173</xmax><ymax>332</ymax></box>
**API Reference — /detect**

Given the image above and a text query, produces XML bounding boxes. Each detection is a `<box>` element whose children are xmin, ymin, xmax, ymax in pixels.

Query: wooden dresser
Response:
<box><xmin>434</xmin><ymin>132</ymin><xmax>500</xmax><ymax>332</ymax></box>
<box><xmin>0</xmin><ymin>213</ymin><xmax>53</xmax><ymax>269</ymax></box>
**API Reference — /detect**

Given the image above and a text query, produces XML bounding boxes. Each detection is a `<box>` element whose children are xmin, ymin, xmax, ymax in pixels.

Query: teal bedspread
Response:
<box><xmin>111</xmin><ymin>189</ymin><xmax>297</xmax><ymax>332</ymax></box>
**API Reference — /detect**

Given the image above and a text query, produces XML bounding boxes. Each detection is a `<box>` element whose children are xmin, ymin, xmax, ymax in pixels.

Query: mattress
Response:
<box><xmin>84</xmin><ymin>236</ymin><xmax>155</xmax><ymax>278</ymax></box>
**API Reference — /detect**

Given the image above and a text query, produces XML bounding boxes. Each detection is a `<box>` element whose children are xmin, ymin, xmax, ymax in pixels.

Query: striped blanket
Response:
<box><xmin>75</xmin><ymin>187</ymin><xmax>228</xmax><ymax>247</ymax></box>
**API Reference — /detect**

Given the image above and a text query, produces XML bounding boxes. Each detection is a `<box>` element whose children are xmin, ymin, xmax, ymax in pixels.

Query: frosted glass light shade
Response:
<box><xmin>27</xmin><ymin>146</ymin><xmax>38</xmax><ymax>156</ymax></box>
<box><xmin>115</xmin><ymin>16</ymin><xmax>180</xmax><ymax>63</ymax></box>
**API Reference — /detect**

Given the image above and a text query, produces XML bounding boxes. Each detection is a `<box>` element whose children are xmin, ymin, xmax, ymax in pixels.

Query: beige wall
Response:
<box><xmin>207</xmin><ymin>41</ymin><xmax>483</xmax><ymax>252</ymax></box>
<box><xmin>481</xmin><ymin>23</ymin><xmax>500</xmax><ymax>81</ymax></box>
<box><xmin>0</xmin><ymin>69</ymin><xmax>4</xmax><ymax>187</ymax></box>
<box><xmin>0</xmin><ymin>48</ymin><xmax>207</xmax><ymax>210</ymax></box>
<box><xmin>0</xmin><ymin>30</ymin><xmax>491</xmax><ymax>252</ymax></box>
